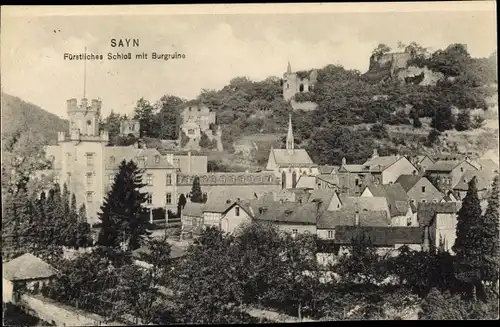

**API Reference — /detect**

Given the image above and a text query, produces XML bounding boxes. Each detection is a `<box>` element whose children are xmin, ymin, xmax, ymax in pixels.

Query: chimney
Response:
<box><xmin>341</xmin><ymin>157</ymin><xmax>346</xmax><ymax>166</ymax></box>
<box><xmin>372</xmin><ymin>148</ymin><xmax>379</xmax><ymax>159</ymax></box>
<box><xmin>355</xmin><ymin>210</ymin><xmax>360</xmax><ymax>226</ymax></box>
<box><xmin>188</xmin><ymin>151</ymin><xmax>192</xmax><ymax>174</ymax></box>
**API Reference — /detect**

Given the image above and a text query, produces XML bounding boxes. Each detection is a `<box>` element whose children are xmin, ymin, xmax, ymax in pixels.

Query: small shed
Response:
<box><xmin>3</xmin><ymin>253</ymin><xmax>58</xmax><ymax>303</ymax></box>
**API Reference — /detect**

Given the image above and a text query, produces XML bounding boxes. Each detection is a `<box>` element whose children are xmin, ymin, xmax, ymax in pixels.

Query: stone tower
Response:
<box><xmin>286</xmin><ymin>113</ymin><xmax>294</xmax><ymax>154</ymax></box>
<box><xmin>282</xmin><ymin>62</ymin><xmax>317</xmax><ymax>102</ymax></box>
<box><xmin>66</xmin><ymin>97</ymin><xmax>102</xmax><ymax>140</ymax></box>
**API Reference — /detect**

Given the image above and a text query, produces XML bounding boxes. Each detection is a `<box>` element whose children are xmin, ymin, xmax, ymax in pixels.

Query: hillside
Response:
<box><xmin>1</xmin><ymin>93</ymin><xmax>68</xmax><ymax>145</ymax></box>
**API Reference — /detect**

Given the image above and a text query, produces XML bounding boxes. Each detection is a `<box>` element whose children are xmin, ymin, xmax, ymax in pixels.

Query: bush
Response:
<box><xmin>180</xmin><ymin>131</ymin><xmax>189</xmax><ymax>147</ymax></box>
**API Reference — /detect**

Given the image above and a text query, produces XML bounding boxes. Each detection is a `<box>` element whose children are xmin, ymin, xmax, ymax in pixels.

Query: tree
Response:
<box><xmin>97</xmin><ymin>160</ymin><xmax>150</xmax><ymax>251</ymax></box>
<box><xmin>370</xmin><ymin>123</ymin><xmax>388</xmax><ymax>139</ymax></box>
<box><xmin>155</xmin><ymin>95</ymin><xmax>184</xmax><ymax>140</ymax></box>
<box><xmin>455</xmin><ymin>110</ymin><xmax>471</xmax><ymax>131</ymax></box>
<box><xmin>372</xmin><ymin>44</ymin><xmax>392</xmax><ymax>57</ymax></box>
<box><xmin>426</xmin><ymin>129</ymin><xmax>441</xmax><ymax>147</ymax></box>
<box><xmin>479</xmin><ymin>175</ymin><xmax>500</xmax><ymax>284</ymax></box>
<box><xmin>190</xmin><ymin>176</ymin><xmax>203</xmax><ymax>203</ymax></box>
<box><xmin>431</xmin><ymin>104</ymin><xmax>455</xmax><ymax>132</ymax></box>
<box><xmin>413</xmin><ymin>116</ymin><xmax>422</xmax><ymax>128</ymax></box>
<box><xmin>178</xmin><ymin>194</ymin><xmax>187</xmax><ymax>211</ymax></box>
<box><xmin>133</xmin><ymin>98</ymin><xmax>156</xmax><ymax>138</ymax></box>
<box><xmin>453</xmin><ymin>177</ymin><xmax>484</xmax><ymax>299</ymax></box>
<box><xmin>199</xmin><ymin>132</ymin><xmax>211</xmax><ymax>149</ymax></box>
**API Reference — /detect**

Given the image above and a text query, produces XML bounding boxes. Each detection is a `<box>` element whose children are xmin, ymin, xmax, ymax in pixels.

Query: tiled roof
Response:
<box><xmin>317</xmin><ymin>209</ymin><xmax>391</xmax><ymax>229</ymax></box>
<box><xmin>426</xmin><ymin>160</ymin><xmax>463</xmax><ymax>172</ymax></box>
<box><xmin>316</xmin><ymin>174</ymin><xmax>339</xmax><ymax>185</ymax></box>
<box><xmin>182</xmin><ymin>203</ymin><xmax>204</xmax><ymax>217</ymax></box>
<box><xmin>365</xmin><ymin>184</ymin><xmax>410</xmax><ymax>217</ymax></box>
<box><xmin>341</xmin><ymin>196</ymin><xmax>390</xmax><ymax>212</ymax></box>
<box><xmin>295</xmin><ymin>176</ymin><xmax>316</xmax><ymax>189</ymax></box>
<box><xmin>417</xmin><ymin>202</ymin><xmax>458</xmax><ymax>226</ymax></box>
<box><xmin>453</xmin><ymin>170</ymin><xmax>497</xmax><ymax>191</ymax></box>
<box><xmin>3</xmin><ymin>253</ymin><xmax>57</xmax><ymax>281</ymax></box>
<box><xmin>176</xmin><ymin>172</ymin><xmax>279</xmax><ymax>186</ymax></box>
<box><xmin>339</xmin><ymin>164</ymin><xmax>369</xmax><ymax>173</ymax></box>
<box><xmin>333</xmin><ymin>226</ymin><xmax>424</xmax><ymax>246</ymax></box>
<box><xmin>395</xmin><ymin>175</ymin><xmax>422</xmax><ymax>192</ymax></box>
<box><xmin>204</xmin><ymin>188</ymin><xmax>265</xmax><ymax>212</ymax></box>
<box><xmin>254</xmin><ymin>202</ymin><xmax>319</xmax><ymax>225</ymax></box>
<box><xmin>271</xmin><ymin>149</ymin><xmax>315</xmax><ymax>167</ymax></box>
<box><xmin>307</xmin><ymin>190</ymin><xmax>337</xmax><ymax>211</ymax></box>
<box><xmin>104</xmin><ymin>147</ymin><xmax>174</xmax><ymax>170</ymax></box>
<box><xmin>363</xmin><ymin>156</ymin><xmax>401</xmax><ymax>172</ymax></box>
<box><xmin>318</xmin><ymin>165</ymin><xmax>338</xmax><ymax>174</ymax></box>
<box><xmin>417</xmin><ymin>155</ymin><xmax>434</xmax><ymax>164</ymax></box>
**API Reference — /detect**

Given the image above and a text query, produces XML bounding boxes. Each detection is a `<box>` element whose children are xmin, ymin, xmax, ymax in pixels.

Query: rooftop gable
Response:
<box><xmin>3</xmin><ymin>253</ymin><xmax>58</xmax><ymax>281</ymax></box>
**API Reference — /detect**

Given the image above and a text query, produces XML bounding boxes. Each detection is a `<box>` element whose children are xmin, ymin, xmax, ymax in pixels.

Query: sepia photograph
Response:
<box><xmin>1</xmin><ymin>2</ymin><xmax>498</xmax><ymax>324</ymax></box>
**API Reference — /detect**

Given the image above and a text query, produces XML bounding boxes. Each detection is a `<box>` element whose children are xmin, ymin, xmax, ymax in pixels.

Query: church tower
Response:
<box><xmin>286</xmin><ymin>113</ymin><xmax>294</xmax><ymax>154</ymax></box>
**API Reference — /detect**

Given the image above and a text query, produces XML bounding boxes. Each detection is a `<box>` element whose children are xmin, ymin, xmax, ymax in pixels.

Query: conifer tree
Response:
<box><xmin>79</xmin><ymin>203</ymin><xmax>87</xmax><ymax>224</ymax></box>
<box><xmin>480</xmin><ymin>175</ymin><xmax>500</xmax><ymax>283</ymax></box>
<box><xmin>453</xmin><ymin>177</ymin><xmax>483</xmax><ymax>297</ymax></box>
<box><xmin>455</xmin><ymin>110</ymin><xmax>471</xmax><ymax>131</ymax></box>
<box><xmin>190</xmin><ymin>176</ymin><xmax>203</xmax><ymax>203</ymax></box>
<box><xmin>97</xmin><ymin>160</ymin><xmax>149</xmax><ymax>251</ymax></box>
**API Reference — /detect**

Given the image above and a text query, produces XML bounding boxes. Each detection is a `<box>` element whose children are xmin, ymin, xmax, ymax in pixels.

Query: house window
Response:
<box><xmin>166</xmin><ymin>193</ymin><xmax>172</xmax><ymax>204</ymax></box>
<box><xmin>460</xmin><ymin>167</ymin><xmax>464</xmax><ymax>172</ymax></box>
<box><xmin>137</xmin><ymin>157</ymin><xmax>146</xmax><ymax>165</ymax></box>
<box><xmin>147</xmin><ymin>174</ymin><xmax>153</xmax><ymax>186</ymax></box>
<box><xmin>355</xmin><ymin>178</ymin><xmax>359</xmax><ymax>186</ymax></box>
<box><xmin>235</xmin><ymin>207</ymin><xmax>240</xmax><ymax>216</ymax></box>
<box><xmin>109</xmin><ymin>174</ymin><xmax>115</xmax><ymax>184</ymax></box>
<box><xmin>406</xmin><ymin>216</ymin><xmax>412</xmax><ymax>226</ymax></box>
<box><xmin>292</xmin><ymin>229</ymin><xmax>298</xmax><ymax>237</ymax></box>
<box><xmin>421</xmin><ymin>199</ymin><xmax>427</xmax><ymax>203</ymax></box>
<box><xmin>86</xmin><ymin>192</ymin><xmax>93</xmax><ymax>203</ymax></box>
<box><xmin>154</xmin><ymin>155</ymin><xmax>160</xmax><ymax>163</ymax></box>
<box><xmin>166</xmin><ymin>174</ymin><xmax>172</xmax><ymax>185</ymax></box>
<box><xmin>421</xmin><ymin>186</ymin><xmax>426</xmax><ymax>193</ymax></box>
<box><xmin>146</xmin><ymin>193</ymin><xmax>153</xmax><ymax>205</ymax></box>
<box><xmin>327</xmin><ymin>230</ymin><xmax>334</xmax><ymax>239</ymax></box>
<box><xmin>86</xmin><ymin>153</ymin><xmax>94</xmax><ymax>166</ymax></box>
<box><xmin>86</xmin><ymin>173</ymin><xmax>93</xmax><ymax>185</ymax></box>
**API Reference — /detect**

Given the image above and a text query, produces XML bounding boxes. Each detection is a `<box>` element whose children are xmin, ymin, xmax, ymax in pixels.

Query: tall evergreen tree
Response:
<box><xmin>455</xmin><ymin>110</ymin><xmax>471</xmax><ymax>131</ymax></box>
<box><xmin>453</xmin><ymin>177</ymin><xmax>483</xmax><ymax>297</ymax></box>
<box><xmin>79</xmin><ymin>204</ymin><xmax>87</xmax><ymax>224</ymax></box>
<box><xmin>431</xmin><ymin>104</ymin><xmax>455</xmax><ymax>132</ymax></box>
<box><xmin>480</xmin><ymin>175</ymin><xmax>500</xmax><ymax>283</ymax></box>
<box><xmin>190</xmin><ymin>176</ymin><xmax>204</xmax><ymax>203</ymax></box>
<box><xmin>97</xmin><ymin>160</ymin><xmax>149</xmax><ymax>251</ymax></box>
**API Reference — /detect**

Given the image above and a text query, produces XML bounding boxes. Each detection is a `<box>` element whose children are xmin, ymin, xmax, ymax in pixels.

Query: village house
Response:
<box><xmin>266</xmin><ymin>114</ymin><xmax>319</xmax><ymax>189</ymax></box>
<box><xmin>3</xmin><ymin>253</ymin><xmax>58</xmax><ymax>303</ymax></box>
<box><xmin>337</xmin><ymin>150</ymin><xmax>417</xmax><ymax>195</ymax></box>
<box><xmin>453</xmin><ymin>170</ymin><xmax>498</xmax><ymax>200</ymax></box>
<box><xmin>424</xmin><ymin>159</ymin><xmax>478</xmax><ymax>192</ymax></box>
<box><xmin>440</xmin><ymin>191</ymin><xmax>460</xmax><ymax>203</ymax></box>
<box><xmin>220</xmin><ymin>201</ymin><xmax>254</xmax><ymax>234</ymax></box>
<box><xmin>306</xmin><ymin>189</ymin><xmax>343</xmax><ymax>212</ymax></box>
<box><xmin>252</xmin><ymin>201</ymin><xmax>319</xmax><ymax>236</ymax></box>
<box><xmin>413</xmin><ymin>155</ymin><xmax>435</xmax><ymax>173</ymax></box>
<box><xmin>315</xmin><ymin>174</ymin><xmax>340</xmax><ymax>191</ymax></box>
<box><xmin>396</xmin><ymin>175</ymin><xmax>443</xmax><ymax>204</ymax></box>
<box><xmin>417</xmin><ymin>202</ymin><xmax>459</xmax><ymax>254</ymax></box>
<box><xmin>272</xmin><ymin>188</ymin><xmax>311</xmax><ymax>204</ymax></box>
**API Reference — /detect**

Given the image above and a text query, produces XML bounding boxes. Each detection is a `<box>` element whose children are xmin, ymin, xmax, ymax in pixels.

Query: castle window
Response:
<box><xmin>299</xmin><ymin>84</ymin><xmax>304</xmax><ymax>92</ymax></box>
<box><xmin>86</xmin><ymin>192</ymin><xmax>93</xmax><ymax>203</ymax></box>
<box><xmin>210</xmin><ymin>176</ymin><xmax>216</xmax><ymax>183</ymax></box>
<box><xmin>109</xmin><ymin>174</ymin><xmax>115</xmax><ymax>184</ymax></box>
<box><xmin>86</xmin><ymin>153</ymin><xmax>94</xmax><ymax>167</ymax></box>
<box><xmin>86</xmin><ymin>173</ymin><xmax>93</xmax><ymax>185</ymax></box>
<box><xmin>166</xmin><ymin>174</ymin><xmax>172</xmax><ymax>185</ymax></box>
<box><xmin>146</xmin><ymin>193</ymin><xmax>153</xmax><ymax>205</ymax></box>
<box><xmin>147</xmin><ymin>174</ymin><xmax>153</xmax><ymax>186</ymax></box>
<box><xmin>110</xmin><ymin>156</ymin><xmax>115</xmax><ymax>164</ymax></box>
<box><xmin>238</xmin><ymin>176</ymin><xmax>245</xmax><ymax>183</ymax></box>
<box><xmin>166</xmin><ymin>192</ymin><xmax>172</xmax><ymax>204</ymax></box>
<box><xmin>220</xmin><ymin>176</ymin><xmax>226</xmax><ymax>183</ymax></box>
<box><xmin>154</xmin><ymin>155</ymin><xmax>160</xmax><ymax>163</ymax></box>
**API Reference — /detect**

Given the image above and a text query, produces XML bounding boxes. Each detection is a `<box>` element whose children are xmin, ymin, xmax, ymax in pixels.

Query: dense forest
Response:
<box><xmin>100</xmin><ymin>43</ymin><xmax>498</xmax><ymax>164</ymax></box>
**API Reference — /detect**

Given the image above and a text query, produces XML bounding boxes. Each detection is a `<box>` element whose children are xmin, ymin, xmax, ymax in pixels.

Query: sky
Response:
<box><xmin>1</xmin><ymin>3</ymin><xmax>497</xmax><ymax>118</ymax></box>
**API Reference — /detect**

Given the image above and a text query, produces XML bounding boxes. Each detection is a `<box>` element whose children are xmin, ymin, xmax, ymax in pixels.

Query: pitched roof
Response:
<box><xmin>478</xmin><ymin>159</ymin><xmax>499</xmax><ymax>172</ymax></box>
<box><xmin>104</xmin><ymin>147</ymin><xmax>174</xmax><ymax>170</ymax></box>
<box><xmin>417</xmin><ymin>202</ymin><xmax>458</xmax><ymax>226</ymax></box>
<box><xmin>254</xmin><ymin>202</ymin><xmax>319</xmax><ymax>225</ymax></box>
<box><xmin>3</xmin><ymin>253</ymin><xmax>57</xmax><ymax>281</ymax></box>
<box><xmin>417</xmin><ymin>155</ymin><xmax>434</xmax><ymax>164</ymax></box>
<box><xmin>318</xmin><ymin>165</ymin><xmax>338</xmax><ymax>174</ymax></box>
<box><xmin>176</xmin><ymin>172</ymin><xmax>279</xmax><ymax>186</ymax></box>
<box><xmin>270</xmin><ymin>149</ymin><xmax>315</xmax><ymax>167</ymax></box>
<box><xmin>339</xmin><ymin>164</ymin><xmax>369</xmax><ymax>173</ymax></box>
<box><xmin>395</xmin><ymin>175</ymin><xmax>423</xmax><ymax>192</ymax></box>
<box><xmin>333</xmin><ymin>226</ymin><xmax>424</xmax><ymax>246</ymax></box>
<box><xmin>295</xmin><ymin>176</ymin><xmax>316</xmax><ymax>189</ymax></box>
<box><xmin>453</xmin><ymin>170</ymin><xmax>497</xmax><ymax>191</ymax></box>
<box><xmin>182</xmin><ymin>202</ymin><xmax>204</xmax><ymax>217</ymax></box>
<box><xmin>316</xmin><ymin>174</ymin><xmax>339</xmax><ymax>185</ymax></box>
<box><xmin>341</xmin><ymin>196</ymin><xmax>390</xmax><ymax>212</ymax></box>
<box><xmin>364</xmin><ymin>183</ymin><xmax>410</xmax><ymax>217</ymax></box>
<box><xmin>426</xmin><ymin>160</ymin><xmax>464</xmax><ymax>172</ymax></box>
<box><xmin>307</xmin><ymin>190</ymin><xmax>337</xmax><ymax>211</ymax></box>
<box><xmin>363</xmin><ymin>156</ymin><xmax>401</xmax><ymax>172</ymax></box>
<box><xmin>317</xmin><ymin>209</ymin><xmax>391</xmax><ymax>229</ymax></box>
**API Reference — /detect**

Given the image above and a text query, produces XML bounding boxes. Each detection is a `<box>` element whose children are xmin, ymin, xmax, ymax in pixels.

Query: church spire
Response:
<box><xmin>286</xmin><ymin>113</ymin><xmax>294</xmax><ymax>153</ymax></box>
<box><xmin>287</xmin><ymin>61</ymin><xmax>292</xmax><ymax>74</ymax></box>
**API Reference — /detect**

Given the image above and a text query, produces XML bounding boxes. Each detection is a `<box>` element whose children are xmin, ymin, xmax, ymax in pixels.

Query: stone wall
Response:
<box><xmin>290</xmin><ymin>100</ymin><xmax>318</xmax><ymax>111</ymax></box>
